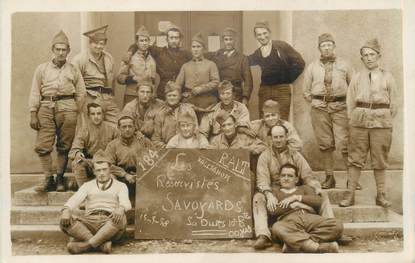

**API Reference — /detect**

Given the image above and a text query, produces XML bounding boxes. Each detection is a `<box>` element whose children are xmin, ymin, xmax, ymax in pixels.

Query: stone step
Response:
<box><xmin>11</xmin><ymin>220</ymin><xmax>403</xmax><ymax>241</ymax></box>
<box><xmin>13</xmin><ymin>186</ymin><xmax>352</xmax><ymax>206</ymax></box>
<box><xmin>332</xmin><ymin>205</ymin><xmax>389</xmax><ymax>223</ymax></box>
<box><xmin>11</xmin><ymin>204</ymin><xmax>392</xmax><ymax>226</ymax></box>
<box><xmin>10</xmin><ymin>206</ymin><xmax>136</xmax><ymax>225</ymax></box>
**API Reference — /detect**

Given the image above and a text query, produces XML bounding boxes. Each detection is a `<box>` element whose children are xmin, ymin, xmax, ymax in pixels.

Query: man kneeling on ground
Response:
<box><xmin>59</xmin><ymin>149</ymin><xmax>131</xmax><ymax>254</ymax></box>
<box><xmin>271</xmin><ymin>163</ymin><xmax>343</xmax><ymax>253</ymax></box>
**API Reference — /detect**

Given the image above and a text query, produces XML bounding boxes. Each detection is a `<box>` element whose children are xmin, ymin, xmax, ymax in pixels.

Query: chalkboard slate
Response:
<box><xmin>135</xmin><ymin>149</ymin><xmax>253</xmax><ymax>240</ymax></box>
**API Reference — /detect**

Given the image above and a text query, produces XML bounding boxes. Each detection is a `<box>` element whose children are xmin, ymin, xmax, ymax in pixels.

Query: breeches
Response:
<box><xmin>34</xmin><ymin>106</ymin><xmax>77</xmax><ymax>156</ymax></box>
<box><xmin>310</xmin><ymin>107</ymin><xmax>349</xmax><ymax>154</ymax></box>
<box><xmin>348</xmin><ymin>127</ymin><xmax>392</xmax><ymax>169</ymax></box>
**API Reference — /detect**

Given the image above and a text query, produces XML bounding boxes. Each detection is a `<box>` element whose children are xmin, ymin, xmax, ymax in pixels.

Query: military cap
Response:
<box><xmin>318</xmin><ymin>33</ymin><xmax>335</xmax><ymax>46</ymax></box>
<box><xmin>117</xmin><ymin>111</ymin><xmax>135</xmax><ymax>125</ymax></box>
<box><xmin>192</xmin><ymin>32</ymin><xmax>205</xmax><ymax>46</ymax></box>
<box><xmin>262</xmin><ymin>99</ymin><xmax>280</xmax><ymax>114</ymax></box>
<box><xmin>164</xmin><ymin>81</ymin><xmax>182</xmax><ymax>94</ymax></box>
<box><xmin>136</xmin><ymin>25</ymin><xmax>150</xmax><ymax>38</ymax></box>
<box><xmin>92</xmin><ymin>149</ymin><xmax>111</xmax><ymax>164</ymax></box>
<box><xmin>52</xmin><ymin>30</ymin><xmax>70</xmax><ymax>47</ymax></box>
<box><xmin>361</xmin><ymin>38</ymin><xmax>381</xmax><ymax>54</ymax></box>
<box><xmin>254</xmin><ymin>20</ymin><xmax>270</xmax><ymax>32</ymax></box>
<box><xmin>83</xmin><ymin>25</ymin><xmax>108</xmax><ymax>42</ymax></box>
<box><xmin>216</xmin><ymin>110</ymin><xmax>234</xmax><ymax>126</ymax></box>
<box><xmin>217</xmin><ymin>80</ymin><xmax>234</xmax><ymax>93</ymax></box>
<box><xmin>223</xmin><ymin>27</ymin><xmax>237</xmax><ymax>37</ymax></box>
<box><xmin>177</xmin><ymin>110</ymin><xmax>197</xmax><ymax>124</ymax></box>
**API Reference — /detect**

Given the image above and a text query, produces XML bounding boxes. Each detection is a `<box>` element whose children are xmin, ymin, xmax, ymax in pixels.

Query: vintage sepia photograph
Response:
<box><xmin>2</xmin><ymin>0</ymin><xmax>414</xmax><ymax>262</ymax></box>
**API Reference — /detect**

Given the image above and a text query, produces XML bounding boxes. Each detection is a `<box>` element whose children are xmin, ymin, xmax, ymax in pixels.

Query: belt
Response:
<box><xmin>312</xmin><ymin>95</ymin><xmax>346</xmax><ymax>102</ymax></box>
<box><xmin>89</xmin><ymin>210</ymin><xmax>111</xmax><ymax>216</ymax></box>
<box><xmin>356</xmin><ymin>101</ymin><xmax>390</xmax><ymax>109</ymax></box>
<box><xmin>87</xmin><ymin>86</ymin><xmax>112</xmax><ymax>94</ymax></box>
<box><xmin>41</xmin><ymin>94</ymin><xmax>75</xmax><ymax>101</ymax></box>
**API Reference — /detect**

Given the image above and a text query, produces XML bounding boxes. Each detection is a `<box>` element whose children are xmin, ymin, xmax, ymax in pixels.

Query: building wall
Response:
<box><xmin>11</xmin><ymin>12</ymin><xmax>82</xmax><ymax>173</ymax></box>
<box><xmin>291</xmin><ymin>9</ymin><xmax>403</xmax><ymax>170</ymax></box>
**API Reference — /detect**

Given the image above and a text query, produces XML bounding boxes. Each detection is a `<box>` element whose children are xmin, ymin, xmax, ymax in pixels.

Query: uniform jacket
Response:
<box><xmin>303</xmin><ymin>57</ymin><xmax>354</xmax><ymax>112</ymax></box>
<box><xmin>206</xmin><ymin>49</ymin><xmax>253</xmax><ymax>99</ymax></box>
<box><xmin>122</xmin><ymin>98</ymin><xmax>165</xmax><ymax>138</ymax></box>
<box><xmin>152</xmin><ymin>103</ymin><xmax>197</xmax><ymax>146</ymax></box>
<box><xmin>200</xmin><ymin>101</ymin><xmax>250</xmax><ymax>138</ymax></box>
<box><xmin>29</xmin><ymin>60</ymin><xmax>86</xmax><ymax>112</ymax></box>
<box><xmin>256</xmin><ymin>147</ymin><xmax>315</xmax><ymax>192</ymax></box>
<box><xmin>209</xmin><ymin>132</ymin><xmax>267</xmax><ymax>155</ymax></box>
<box><xmin>347</xmin><ymin>67</ymin><xmax>397</xmax><ymax>128</ymax></box>
<box><xmin>250</xmin><ymin>119</ymin><xmax>303</xmax><ymax>150</ymax></box>
<box><xmin>71</xmin><ymin>49</ymin><xmax>115</xmax><ymax>95</ymax></box>
<box><xmin>68</xmin><ymin>121</ymin><xmax>119</xmax><ymax>159</ymax></box>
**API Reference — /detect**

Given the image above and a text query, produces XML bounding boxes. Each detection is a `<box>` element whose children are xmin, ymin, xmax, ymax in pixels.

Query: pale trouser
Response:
<box><xmin>253</xmin><ymin>191</ymin><xmax>334</xmax><ymax>239</ymax></box>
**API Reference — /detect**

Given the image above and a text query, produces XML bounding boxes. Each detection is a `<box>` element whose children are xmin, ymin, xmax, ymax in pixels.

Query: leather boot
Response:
<box><xmin>322</xmin><ymin>173</ymin><xmax>336</xmax><ymax>189</ymax></box>
<box><xmin>299</xmin><ymin>239</ymin><xmax>319</xmax><ymax>253</ymax></box>
<box><xmin>343</xmin><ymin>154</ymin><xmax>362</xmax><ymax>190</ymax></box>
<box><xmin>317</xmin><ymin>242</ymin><xmax>339</xmax><ymax>253</ymax></box>
<box><xmin>253</xmin><ymin>235</ymin><xmax>272</xmax><ymax>250</ymax></box>
<box><xmin>374</xmin><ymin>169</ymin><xmax>391</xmax><ymax>208</ymax></box>
<box><xmin>67</xmin><ymin>241</ymin><xmax>92</xmax><ymax>254</ymax></box>
<box><xmin>98</xmin><ymin>241</ymin><xmax>112</xmax><ymax>254</ymax></box>
<box><xmin>56</xmin><ymin>173</ymin><xmax>66</xmax><ymax>192</ymax></box>
<box><xmin>34</xmin><ymin>175</ymin><xmax>56</xmax><ymax>192</ymax></box>
<box><xmin>339</xmin><ymin>166</ymin><xmax>361</xmax><ymax>207</ymax></box>
<box><xmin>88</xmin><ymin>221</ymin><xmax>120</xmax><ymax>249</ymax></box>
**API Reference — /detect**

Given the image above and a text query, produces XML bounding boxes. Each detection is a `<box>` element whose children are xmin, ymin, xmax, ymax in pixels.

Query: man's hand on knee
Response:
<box><xmin>60</xmin><ymin>208</ymin><xmax>72</xmax><ymax>228</ymax></box>
<box><xmin>265</xmin><ymin>192</ymin><xmax>279</xmax><ymax>212</ymax></box>
<box><xmin>110</xmin><ymin>207</ymin><xmax>125</xmax><ymax>225</ymax></box>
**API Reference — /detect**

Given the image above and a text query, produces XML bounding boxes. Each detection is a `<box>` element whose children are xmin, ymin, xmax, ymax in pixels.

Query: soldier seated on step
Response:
<box><xmin>252</xmin><ymin>124</ymin><xmax>336</xmax><ymax>250</ymax></box>
<box><xmin>270</xmin><ymin>163</ymin><xmax>343</xmax><ymax>253</ymax></box>
<box><xmin>59</xmin><ymin>149</ymin><xmax>131</xmax><ymax>254</ymax></box>
<box><xmin>69</xmin><ymin>102</ymin><xmax>118</xmax><ymax>188</ymax></box>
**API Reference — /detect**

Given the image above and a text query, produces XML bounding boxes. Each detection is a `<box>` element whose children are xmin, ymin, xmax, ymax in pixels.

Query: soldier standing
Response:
<box><xmin>248</xmin><ymin>20</ymin><xmax>305</xmax><ymax>120</ymax></box>
<box><xmin>206</xmin><ymin>27</ymin><xmax>253</xmax><ymax>104</ymax></box>
<box><xmin>29</xmin><ymin>30</ymin><xmax>85</xmax><ymax>192</ymax></box>
<box><xmin>72</xmin><ymin>25</ymin><xmax>119</xmax><ymax>126</ymax></box>
<box><xmin>303</xmin><ymin>33</ymin><xmax>355</xmax><ymax>189</ymax></box>
<box><xmin>340</xmin><ymin>39</ymin><xmax>397</xmax><ymax>208</ymax></box>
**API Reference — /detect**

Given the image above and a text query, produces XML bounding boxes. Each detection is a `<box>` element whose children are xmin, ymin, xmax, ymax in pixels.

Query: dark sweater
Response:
<box><xmin>272</xmin><ymin>185</ymin><xmax>322</xmax><ymax>219</ymax></box>
<box><xmin>248</xmin><ymin>40</ymin><xmax>305</xmax><ymax>86</ymax></box>
<box><xmin>206</xmin><ymin>49</ymin><xmax>253</xmax><ymax>99</ymax></box>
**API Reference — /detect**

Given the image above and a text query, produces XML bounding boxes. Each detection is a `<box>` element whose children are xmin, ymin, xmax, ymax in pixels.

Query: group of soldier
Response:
<box><xmin>28</xmin><ymin>19</ymin><xmax>397</xmax><ymax>254</ymax></box>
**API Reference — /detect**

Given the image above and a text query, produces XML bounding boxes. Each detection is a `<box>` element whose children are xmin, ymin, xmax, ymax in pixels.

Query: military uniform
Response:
<box><xmin>69</xmin><ymin>121</ymin><xmax>118</xmax><ymax>187</ymax></box>
<box><xmin>248</xmin><ymin>21</ymin><xmax>305</xmax><ymax>120</ymax></box>
<box><xmin>251</xmin><ymin>119</ymin><xmax>302</xmax><ymax>150</ymax></box>
<box><xmin>29</xmin><ymin>30</ymin><xmax>86</xmax><ymax>192</ymax></box>
<box><xmin>122</xmin><ymin>98</ymin><xmax>165</xmax><ymax>139</ymax></box>
<box><xmin>270</xmin><ymin>185</ymin><xmax>343</xmax><ymax>253</ymax></box>
<box><xmin>341</xmin><ymin>38</ymin><xmax>397</xmax><ymax>208</ymax></box>
<box><xmin>175</xmin><ymin>32</ymin><xmax>220</xmax><ymax>111</ymax></box>
<box><xmin>117</xmin><ymin>26</ymin><xmax>157</xmax><ymax>105</ymax></box>
<box><xmin>210</xmin><ymin>132</ymin><xmax>266</xmax><ymax>155</ymax></box>
<box><xmin>303</xmin><ymin>33</ymin><xmax>354</xmax><ymax>188</ymax></box>
<box><xmin>253</xmin><ymin>147</ymin><xmax>333</xmax><ymax>240</ymax></box>
<box><xmin>200</xmin><ymin>100</ymin><xmax>250</xmax><ymax>138</ymax></box>
<box><xmin>152</xmin><ymin>103</ymin><xmax>197</xmax><ymax>147</ymax></box>
<box><xmin>206</xmin><ymin>27</ymin><xmax>253</xmax><ymax>103</ymax></box>
<box><xmin>60</xmin><ymin>150</ymin><xmax>131</xmax><ymax>254</ymax></box>
<box><xmin>72</xmin><ymin>25</ymin><xmax>120</xmax><ymax>126</ymax></box>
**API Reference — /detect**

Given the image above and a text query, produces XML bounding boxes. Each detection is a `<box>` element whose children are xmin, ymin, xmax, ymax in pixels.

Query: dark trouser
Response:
<box><xmin>258</xmin><ymin>84</ymin><xmax>291</xmax><ymax>120</ymax></box>
<box><xmin>35</xmin><ymin>106</ymin><xmax>77</xmax><ymax>176</ymax></box>
<box><xmin>271</xmin><ymin>210</ymin><xmax>343</xmax><ymax>252</ymax></box>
